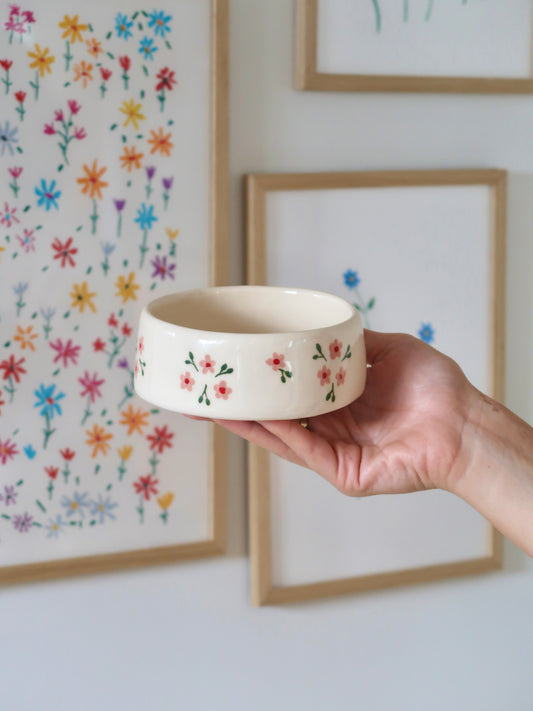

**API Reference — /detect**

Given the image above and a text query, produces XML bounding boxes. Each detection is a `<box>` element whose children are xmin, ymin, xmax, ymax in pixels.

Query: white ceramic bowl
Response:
<box><xmin>133</xmin><ymin>286</ymin><xmax>366</xmax><ymax>420</ymax></box>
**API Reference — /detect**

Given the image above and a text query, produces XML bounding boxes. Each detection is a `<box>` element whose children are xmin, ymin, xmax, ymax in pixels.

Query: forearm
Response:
<box><xmin>452</xmin><ymin>388</ymin><xmax>533</xmax><ymax>557</ymax></box>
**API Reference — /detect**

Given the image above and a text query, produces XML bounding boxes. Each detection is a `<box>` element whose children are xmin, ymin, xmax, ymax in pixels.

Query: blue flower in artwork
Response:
<box><xmin>134</xmin><ymin>202</ymin><xmax>158</xmax><ymax>231</ymax></box>
<box><xmin>100</xmin><ymin>241</ymin><xmax>116</xmax><ymax>257</ymax></box>
<box><xmin>115</xmin><ymin>12</ymin><xmax>133</xmax><ymax>40</ymax></box>
<box><xmin>418</xmin><ymin>322</ymin><xmax>435</xmax><ymax>344</ymax></box>
<box><xmin>147</xmin><ymin>10</ymin><xmax>172</xmax><ymax>38</ymax></box>
<box><xmin>44</xmin><ymin>514</ymin><xmax>67</xmax><ymax>538</ymax></box>
<box><xmin>61</xmin><ymin>491</ymin><xmax>91</xmax><ymax>519</ymax></box>
<box><xmin>35</xmin><ymin>179</ymin><xmax>61</xmax><ymax>211</ymax></box>
<box><xmin>34</xmin><ymin>383</ymin><xmax>65</xmax><ymax>419</ymax></box>
<box><xmin>0</xmin><ymin>120</ymin><xmax>19</xmax><ymax>157</ymax></box>
<box><xmin>138</xmin><ymin>36</ymin><xmax>158</xmax><ymax>61</ymax></box>
<box><xmin>343</xmin><ymin>269</ymin><xmax>360</xmax><ymax>289</ymax></box>
<box><xmin>23</xmin><ymin>444</ymin><xmax>37</xmax><ymax>459</ymax></box>
<box><xmin>90</xmin><ymin>494</ymin><xmax>118</xmax><ymax>524</ymax></box>
<box><xmin>40</xmin><ymin>306</ymin><xmax>56</xmax><ymax>321</ymax></box>
<box><xmin>13</xmin><ymin>281</ymin><xmax>28</xmax><ymax>296</ymax></box>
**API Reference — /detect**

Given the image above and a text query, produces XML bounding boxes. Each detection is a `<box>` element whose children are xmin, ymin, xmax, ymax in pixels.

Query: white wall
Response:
<box><xmin>2</xmin><ymin>2</ymin><xmax>533</xmax><ymax>709</ymax></box>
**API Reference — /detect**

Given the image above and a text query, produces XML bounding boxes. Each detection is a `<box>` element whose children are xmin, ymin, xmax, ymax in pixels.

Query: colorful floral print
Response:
<box><xmin>266</xmin><ymin>352</ymin><xmax>292</xmax><ymax>383</ymax></box>
<box><xmin>0</xmin><ymin>119</ymin><xmax>18</xmax><ymax>155</ymax></box>
<box><xmin>313</xmin><ymin>340</ymin><xmax>352</xmax><ymax>403</ymax></box>
<box><xmin>176</xmin><ymin>351</ymin><xmax>234</xmax><ymax>407</ymax></box>
<box><xmin>418</xmin><ymin>322</ymin><xmax>435</xmax><ymax>343</ymax></box>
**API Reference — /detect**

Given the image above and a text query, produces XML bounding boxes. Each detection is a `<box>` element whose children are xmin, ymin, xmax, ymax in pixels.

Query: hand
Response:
<box><xmin>215</xmin><ymin>330</ymin><xmax>478</xmax><ymax>497</ymax></box>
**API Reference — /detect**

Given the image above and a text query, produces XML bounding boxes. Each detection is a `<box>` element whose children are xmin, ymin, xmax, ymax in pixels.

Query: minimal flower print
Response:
<box><xmin>343</xmin><ymin>269</ymin><xmax>375</xmax><ymax>328</ymax></box>
<box><xmin>0</xmin><ymin>202</ymin><xmax>19</xmax><ymax>227</ymax></box>
<box><xmin>180</xmin><ymin>372</ymin><xmax>194</xmax><ymax>391</ymax></box>
<box><xmin>23</xmin><ymin>444</ymin><xmax>36</xmax><ymax>459</ymax></box>
<box><xmin>117</xmin><ymin>444</ymin><xmax>132</xmax><ymax>481</ymax></box>
<box><xmin>70</xmin><ymin>281</ymin><xmax>97</xmax><ymax>314</ymax></box>
<box><xmin>162</xmin><ymin>178</ymin><xmax>173</xmax><ymax>210</ymax></box>
<box><xmin>115</xmin><ymin>272</ymin><xmax>140</xmax><ymax>303</ymax></box>
<box><xmin>99</xmin><ymin>66</ymin><xmax>112</xmax><ymax>97</ymax></box>
<box><xmin>0</xmin><ymin>58</ymin><xmax>12</xmax><ymax>94</ymax></box>
<box><xmin>119</xmin><ymin>404</ymin><xmax>149</xmax><ymax>436</ymax></box>
<box><xmin>148</xmin><ymin>10</ymin><xmax>172</xmax><ymax>38</ymax></box>
<box><xmin>155</xmin><ymin>66</ymin><xmax>177</xmax><ymax>111</ymax></box>
<box><xmin>336</xmin><ymin>366</ymin><xmax>346</xmax><ymax>387</ymax></box>
<box><xmin>166</xmin><ymin>226</ymin><xmax>178</xmax><ymax>255</ymax></box>
<box><xmin>90</xmin><ymin>494</ymin><xmax>118</xmax><ymax>524</ymax></box>
<box><xmin>266</xmin><ymin>352</ymin><xmax>292</xmax><ymax>383</ymax></box>
<box><xmin>317</xmin><ymin>365</ymin><xmax>331</xmax><ymax>386</ymax></box>
<box><xmin>157</xmin><ymin>492</ymin><xmax>174</xmax><ymax>523</ymax></box>
<box><xmin>0</xmin><ymin>353</ymin><xmax>26</xmax><ymax>402</ymax></box>
<box><xmin>115</xmin><ymin>12</ymin><xmax>133</xmax><ymax>40</ymax></box>
<box><xmin>147</xmin><ymin>127</ymin><xmax>173</xmax><ymax>156</ymax></box>
<box><xmin>44</xmin><ymin>102</ymin><xmax>87</xmax><ymax>165</ymax></box>
<box><xmin>34</xmin><ymin>383</ymin><xmax>65</xmax><ymax>448</ymax></box>
<box><xmin>14</xmin><ymin>90</ymin><xmax>25</xmax><ymax>121</ymax></box>
<box><xmin>79</xmin><ymin>370</ymin><xmax>105</xmax><ymax>424</ymax></box>
<box><xmin>0</xmin><ymin>120</ymin><xmax>18</xmax><ymax>156</ymax></box>
<box><xmin>16</xmin><ymin>228</ymin><xmax>35</xmax><ymax>252</ymax></box>
<box><xmin>85</xmin><ymin>422</ymin><xmax>113</xmax><ymax>458</ymax></box>
<box><xmin>329</xmin><ymin>339</ymin><xmax>343</xmax><ymax>360</ymax></box>
<box><xmin>343</xmin><ymin>269</ymin><xmax>360</xmax><ymax>288</ymax></box>
<box><xmin>35</xmin><ymin>179</ymin><xmax>61</xmax><ymax>211</ymax></box>
<box><xmin>41</xmin><ymin>306</ymin><xmax>55</xmax><ymax>340</ymax></box>
<box><xmin>1</xmin><ymin>484</ymin><xmax>18</xmax><ymax>505</ymax></box>
<box><xmin>85</xmin><ymin>37</ymin><xmax>103</xmax><ymax>59</ymax></box>
<box><xmin>0</xmin><ymin>437</ymin><xmax>18</xmax><ymax>464</ymax></box>
<box><xmin>27</xmin><ymin>43</ymin><xmax>55</xmax><ymax>99</ymax></box>
<box><xmin>61</xmin><ymin>491</ymin><xmax>91</xmax><ymax>519</ymax></box>
<box><xmin>139</xmin><ymin>36</ymin><xmax>158</xmax><ymax>61</ymax></box>
<box><xmin>50</xmin><ymin>338</ymin><xmax>80</xmax><ymax>367</ymax></box>
<box><xmin>77</xmin><ymin>160</ymin><xmax>109</xmax><ymax>234</ymax></box>
<box><xmin>119</xmin><ymin>98</ymin><xmax>146</xmax><ymax>130</ymax></box>
<box><xmin>73</xmin><ymin>60</ymin><xmax>93</xmax><ymax>88</ymax></box>
<box><xmin>13</xmin><ymin>324</ymin><xmax>37</xmax><ymax>351</ymax></box>
<box><xmin>134</xmin><ymin>203</ymin><xmax>158</xmax><ymax>267</ymax></box>
<box><xmin>44</xmin><ymin>514</ymin><xmax>67</xmax><ymax>538</ymax></box>
<box><xmin>0</xmin><ymin>389</ymin><xmax>4</xmax><ymax>415</ymax></box>
<box><xmin>60</xmin><ymin>447</ymin><xmax>75</xmax><ymax>483</ymax></box>
<box><xmin>146</xmin><ymin>425</ymin><xmax>174</xmax><ymax>454</ymax></box>
<box><xmin>120</xmin><ymin>145</ymin><xmax>143</xmax><ymax>172</ymax></box>
<box><xmin>151</xmin><ymin>255</ymin><xmax>176</xmax><ymax>281</ymax></box>
<box><xmin>118</xmin><ymin>55</ymin><xmax>131</xmax><ymax>89</ymax></box>
<box><xmin>52</xmin><ymin>237</ymin><xmax>78</xmax><ymax>267</ymax></box>
<box><xmin>8</xmin><ymin>166</ymin><xmax>22</xmax><ymax>197</ymax></box>
<box><xmin>214</xmin><ymin>380</ymin><xmax>231</xmax><ymax>400</ymax></box>
<box><xmin>113</xmin><ymin>198</ymin><xmax>126</xmax><ymax>237</ymax></box>
<box><xmin>199</xmin><ymin>355</ymin><xmax>215</xmax><ymax>374</ymax></box>
<box><xmin>45</xmin><ymin>465</ymin><xmax>58</xmax><ymax>498</ymax></box>
<box><xmin>58</xmin><ymin>14</ymin><xmax>88</xmax><ymax>71</ymax></box>
<box><xmin>13</xmin><ymin>281</ymin><xmax>28</xmax><ymax>315</ymax></box>
<box><xmin>418</xmin><ymin>322</ymin><xmax>435</xmax><ymax>344</ymax></box>
<box><xmin>13</xmin><ymin>512</ymin><xmax>33</xmax><ymax>532</ymax></box>
<box><xmin>134</xmin><ymin>473</ymin><xmax>159</xmax><ymax>501</ymax></box>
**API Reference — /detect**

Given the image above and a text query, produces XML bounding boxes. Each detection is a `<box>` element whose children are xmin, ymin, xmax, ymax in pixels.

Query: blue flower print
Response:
<box><xmin>90</xmin><ymin>494</ymin><xmax>118</xmax><ymax>524</ymax></box>
<box><xmin>23</xmin><ymin>444</ymin><xmax>36</xmax><ymax>459</ymax></box>
<box><xmin>0</xmin><ymin>120</ymin><xmax>19</xmax><ymax>157</ymax></box>
<box><xmin>134</xmin><ymin>203</ymin><xmax>158</xmax><ymax>230</ymax></box>
<box><xmin>418</xmin><ymin>323</ymin><xmax>435</xmax><ymax>344</ymax></box>
<box><xmin>115</xmin><ymin>12</ymin><xmax>133</xmax><ymax>39</ymax></box>
<box><xmin>343</xmin><ymin>269</ymin><xmax>360</xmax><ymax>289</ymax></box>
<box><xmin>34</xmin><ymin>383</ymin><xmax>65</xmax><ymax>419</ymax></box>
<box><xmin>147</xmin><ymin>10</ymin><xmax>172</xmax><ymax>38</ymax></box>
<box><xmin>44</xmin><ymin>514</ymin><xmax>67</xmax><ymax>538</ymax></box>
<box><xmin>35</xmin><ymin>179</ymin><xmax>61</xmax><ymax>211</ymax></box>
<box><xmin>138</xmin><ymin>36</ymin><xmax>158</xmax><ymax>61</ymax></box>
<box><xmin>61</xmin><ymin>491</ymin><xmax>91</xmax><ymax>519</ymax></box>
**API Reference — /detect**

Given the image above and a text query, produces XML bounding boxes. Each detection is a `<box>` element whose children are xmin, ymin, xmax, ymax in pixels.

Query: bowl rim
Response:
<box><xmin>141</xmin><ymin>285</ymin><xmax>360</xmax><ymax>338</ymax></box>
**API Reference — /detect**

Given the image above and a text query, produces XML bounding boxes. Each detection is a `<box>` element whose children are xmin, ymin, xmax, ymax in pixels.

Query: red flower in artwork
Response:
<box><xmin>14</xmin><ymin>90</ymin><xmax>26</xmax><ymax>103</ymax></box>
<box><xmin>155</xmin><ymin>67</ymin><xmax>177</xmax><ymax>92</ymax></box>
<box><xmin>329</xmin><ymin>339</ymin><xmax>343</xmax><ymax>360</ymax></box>
<box><xmin>133</xmin><ymin>474</ymin><xmax>159</xmax><ymax>501</ymax></box>
<box><xmin>8</xmin><ymin>166</ymin><xmax>22</xmax><ymax>178</ymax></box>
<box><xmin>146</xmin><ymin>425</ymin><xmax>174</xmax><ymax>454</ymax></box>
<box><xmin>0</xmin><ymin>59</ymin><xmax>13</xmax><ymax>72</ymax></box>
<box><xmin>0</xmin><ymin>437</ymin><xmax>18</xmax><ymax>465</ymax></box>
<box><xmin>0</xmin><ymin>389</ymin><xmax>4</xmax><ymax>415</ymax></box>
<box><xmin>44</xmin><ymin>123</ymin><xmax>56</xmax><ymax>135</ymax></box>
<box><xmin>54</xmin><ymin>109</ymin><xmax>64</xmax><ymax>122</ymax></box>
<box><xmin>214</xmin><ymin>381</ymin><xmax>232</xmax><ymax>400</ymax></box>
<box><xmin>93</xmin><ymin>338</ymin><xmax>106</xmax><ymax>352</ymax></box>
<box><xmin>44</xmin><ymin>466</ymin><xmax>58</xmax><ymax>480</ymax></box>
<box><xmin>0</xmin><ymin>354</ymin><xmax>26</xmax><ymax>383</ymax></box>
<box><xmin>180</xmin><ymin>372</ymin><xmax>194</xmax><ymax>391</ymax></box>
<box><xmin>78</xmin><ymin>371</ymin><xmax>105</xmax><ymax>403</ymax></box>
<box><xmin>22</xmin><ymin>10</ymin><xmax>35</xmax><ymax>23</ymax></box>
<box><xmin>67</xmin><ymin>99</ymin><xmax>81</xmax><ymax>115</ymax></box>
<box><xmin>317</xmin><ymin>365</ymin><xmax>331</xmax><ymax>386</ymax></box>
<box><xmin>49</xmin><ymin>338</ymin><xmax>81</xmax><ymax>367</ymax></box>
<box><xmin>119</xmin><ymin>55</ymin><xmax>131</xmax><ymax>71</ymax></box>
<box><xmin>121</xmin><ymin>323</ymin><xmax>132</xmax><ymax>337</ymax></box>
<box><xmin>60</xmin><ymin>447</ymin><xmax>76</xmax><ymax>461</ymax></box>
<box><xmin>52</xmin><ymin>236</ymin><xmax>78</xmax><ymax>267</ymax></box>
<box><xmin>100</xmin><ymin>67</ymin><xmax>112</xmax><ymax>81</ymax></box>
<box><xmin>108</xmin><ymin>313</ymin><xmax>119</xmax><ymax>328</ymax></box>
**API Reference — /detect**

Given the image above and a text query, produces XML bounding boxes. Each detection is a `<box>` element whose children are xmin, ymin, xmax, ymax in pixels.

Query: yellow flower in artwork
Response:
<box><xmin>58</xmin><ymin>14</ymin><xmax>88</xmax><ymax>44</ymax></box>
<box><xmin>157</xmin><ymin>492</ymin><xmax>174</xmax><ymax>511</ymax></box>
<box><xmin>165</xmin><ymin>227</ymin><xmax>179</xmax><ymax>241</ymax></box>
<box><xmin>85</xmin><ymin>423</ymin><xmax>113</xmax><ymax>458</ymax></box>
<box><xmin>0</xmin><ymin>245</ymin><xmax>5</xmax><ymax>261</ymax></box>
<box><xmin>115</xmin><ymin>272</ymin><xmax>140</xmax><ymax>304</ymax></box>
<box><xmin>73</xmin><ymin>60</ymin><xmax>94</xmax><ymax>88</ymax></box>
<box><xmin>70</xmin><ymin>281</ymin><xmax>97</xmax><ymax>314</ymax></box>
<box><xmin>119</xmin><ymin>98</ymin><xmax>146</xmax><ymax>130</ymax></box>
<box><xmin>119</xmin><ymin>405</ymin><xmax>150</xmax><ymax>436</ymax></box>
<box><xmin>13</xmin><ymin>325</ymin><xmax>38</xmax><ymax>352</ymax></box>
<box><xmin>117</xmin><ymin>445</ymin><xmax>133</xmax><ymax>461</ymax></box>
<box><xmin>27</xmin><ymin>44</ymin><xmax>55</xmax><ymax>78</ymax></box>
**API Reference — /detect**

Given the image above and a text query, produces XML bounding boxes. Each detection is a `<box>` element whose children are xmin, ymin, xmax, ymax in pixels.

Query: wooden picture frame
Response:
<box><xmin>246</xmin><ymin>169</ymin><xmax>506</xmax><ymax>605</ymax></box>
<box><xmin>0</xmin><ymin>0</ymin><xmax>229</xmax><ymax>585</ymax></box>
<box><xmin>295</xmin><ymin>0</ymin><xmax>533</xmax><ymax>94</ymax></box>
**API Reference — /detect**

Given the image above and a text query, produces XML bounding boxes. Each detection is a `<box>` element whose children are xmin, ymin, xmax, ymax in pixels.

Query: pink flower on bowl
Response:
<box><xmin>134</xmin><ymin>361</ymin><xmax>139</xmax><ymax>378</ymax></box>
<box><xmin>199</xmin><ymin>354</ymin><xmax>215</xmax><ymax>374</ymax></box>
<box><xmin>180</xmin><ymin>372</ymin><xmax>195</xmax><ymax>391</ymax></box>
<box><xmin>266</xmin><ymin>352</ymin><xmax>286</xmax><ymax>371</ymax></box>
<box><xmin>138</xmin><ymin>336</ymin><xmax>144</xmax><ymax>355</ymax></box>
<box><xmin>317</xmin><ymin>365</ymin><xmax>331</xmax><ymax>386</ymax></box>
<box><xmin>214</xmin><ymin>380</ymin><xmax>232</xmax><ymax>400</ymax></box>
<box><xmin>329</xmin><ymin>339</ymin><xmax>342</xmax><ymax>360</ymax></box>
<box><xmin>336</xmin><ymin>366</ymin><xmax>346</xmax><ymax>387</ymax></box>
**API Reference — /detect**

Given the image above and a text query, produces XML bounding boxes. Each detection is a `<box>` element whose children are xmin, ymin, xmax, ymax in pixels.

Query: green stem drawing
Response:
<box><xmin>64</xmin><ymin>41</ymin><xmax>72</xmax><ymax>71</ymax></box>
<box><xmin>62</xmin><ymin>462</ymin><xmax>70</xmax><ymax>484</ymax></box>
<box><xmin>81</xmin><ymin>395</ymin><xmax>92</xmax><ymax>425</ymax></box>
<box><xmin>157</xmin><ymin>89</ymin><xmax>166</xmax><ymax>112</ymax></box>
<box><xmin>341</xmin><ymin>344</ymin><xmax>352</xmax><ymax>362</ymax></box>
<box><xmin>116</xmin><ymin>212</ymin><xmax>123</xmax><ymax>238</ymax></box>
<box><xmin>107</xmin><ymin>335</ymin><xmax>126</xmax><ymax>368</ymax></box>
<box><xmin>9</xmin><ymin>177</ymin><xmax>19</xmax><ymax>199</ymax></box>
<box><xmin>4</xmin><ymin>376</ymin><xmax>15</xmax><ymax>403</ymax></box>
<box><xmin>326</xmin><ymin>383</ymin><xmax>336</xmax><ymax>403</ymax></box>
<box><xmin>149</xmin><ymin>451</ymin><xmax>159</xmax><ymax>476</ymax></box>
<box><xmin>403</xmin><ymin>0</ymin><xmax>409</xmax><ymax>21</ymax></box>
<box><xmin>160</xmin><ymin>510</ymin><xmax>168</xmax><ymax>524</ymax></box>
<box><xmin>169</xmin><ymin>239</ymin><xmax>176</xmax><ymax>256</ymax></box>
<box><xmin>312</xmin><ymin>343</ymin><xmax>327</xmax><ymax>362</ymax></box>
<box><xmin>122</xmin><ymin>71</ymin><xmax>129</xmax><ymax>90</ymax></box>
<box><xmin>118</xmin><ymin>459</ymin><xmax>127</xmax><ymax>481</ymax></box>
<box><xmin>371</xmin><ymin>0</ymin><xmax>381</xmax><ymax>33</ymax></box>
<box><xmin>16</xmin><ymin>102</ymin><xmax>25</xmax><ymax>121</ymax></box>
<box><xmin>1</xmin><ymin>69</ymin><xmax>12</xmax><ymax>95</ymax></box>
<box><xmin>47</xmin><ymin>480</ymin><xmax>54</xmax><ymax>500</ymax></box>
<box><xmin>198</xmin><ymin>384</ymin><xmax>211</xmax><ymax>406</ymax></box>
<box><xmin>425</xmin><ymin>0</ymin><xmax>434</xmax><ymax>21</ymax></box>
<box><xmin>139</xmin><ymin>229</ymin><xmax>148</xmax><ymax>267</ymax></box>
<box><xmin>137</xmin><ymin>495</ymin><xmax>144</xmax><ymax>524</ymax></box>
<box><xmin>278</xmin><ymin>368</ymin><xmax>292</xmax><ymax>384</ymax></box>
<box><xmin>90</xmin><ymin>199</ymin><xmax>99</xmax><ymax>235</ymax></box>
<box><xmin>16</xmin><ymin>294</ymin><xmax>26</xmax><ymax>317</ymax></box>
<box><xmin>100</xmin><ymin>82</ymin><xmax>107</xmax><ymax>99</ymax></box>
<box><xmin>43</xmin><ymin>412</ymin><xmax>55</xmax><ymax>449</ymax></box>
<box><xmin>214</xmin><ymin>363</ymin><xmax>233</xmax><ymax>378</ymax></box>
<box><xmin>352</xmin><ymin>287</ymin><xmax>375</xmax><ymax>329</ymax></box>
<box><xmin>185</xmin><ymin>352</ymin><xmax>199</xmax><ymax>372</ymax></box>
<box><xmin>29</xmin><ymin>70</ymin><xmax>39</xmax><ymax>100</ymax></box>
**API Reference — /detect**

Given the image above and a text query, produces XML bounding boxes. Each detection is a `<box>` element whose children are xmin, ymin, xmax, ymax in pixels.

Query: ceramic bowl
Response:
<box><xmin>133</xmin><ymin>286</ymin><xmax>366</xmax><ymax>420</ymax></box>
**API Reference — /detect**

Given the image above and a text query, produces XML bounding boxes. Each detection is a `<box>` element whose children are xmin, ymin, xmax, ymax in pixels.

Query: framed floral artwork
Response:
<box><xmin>295</xmin><ymin>0</ymin><xmax>533</xmax><ymax>93</ymax></box>
<box><xmin>246</xmin><ymin>169</ymin><xmax>506</xmax><ymax>605</ymax></box>
<box><xmin>0</xmin><ymin>0</ymin><xmax>228</xmax><ymax>585</ymax></box>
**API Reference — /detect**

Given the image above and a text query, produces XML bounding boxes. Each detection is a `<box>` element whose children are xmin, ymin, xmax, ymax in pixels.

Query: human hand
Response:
<box><xmin>214</xmin><ymin>330</ymin><xmax>479</xmax><ymax>497</ymax></box>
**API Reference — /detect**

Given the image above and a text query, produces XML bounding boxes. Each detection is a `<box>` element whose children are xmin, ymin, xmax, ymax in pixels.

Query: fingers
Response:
<box><xmin>213</xmin><ymin>419</ymin><xmax>307</xmax><ymax>468</ymax></box>
<box><xmin>363</xmin><ymin>329</ymin><xmax>395</xmax><ymax>365</ymax></box>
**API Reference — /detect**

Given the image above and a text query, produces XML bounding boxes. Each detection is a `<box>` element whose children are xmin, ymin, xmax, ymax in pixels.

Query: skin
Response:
<box><xmin>195</xmin><ymin>330</ymin><xmax>533</xmax><ymax>557</ymax></box>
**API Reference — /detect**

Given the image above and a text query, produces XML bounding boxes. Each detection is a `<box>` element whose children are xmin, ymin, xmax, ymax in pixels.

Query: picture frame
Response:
<box><xmin>0</xmin><ymin>0</ymin><xmax>228</xmax><ymax>585</ymax></box>
<box><xmin>295</xmin><ymin>0</ymin><xmax>533</xmax><ymax>94</ymax></box>
<box><xmin>246</xmin><ymin>169</ymin><xmax>506</xmax><ymax>605</ymax></box>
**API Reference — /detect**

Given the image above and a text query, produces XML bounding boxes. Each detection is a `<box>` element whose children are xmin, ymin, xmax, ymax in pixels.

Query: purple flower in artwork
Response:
<box><xmin>151</xmin><ymin>255</ymin><xmax>176</xmax><ymax>281</ymax></box>
<box><xmin>117</xmin><ymin>358</ymin><xmax>129</xmax><ymax>369</ymax></box>
<box><xmin>114</xmin><ymin>199</ymin><xmax>126</xmax><ymax>212</ymax></box>
<box><xmin>1</xmin><ymin>485</ymin><xmax>18</xmax><ymax>506</ymax></box>
<box><xmin>146</xmin><ymin>166</ymin><xmax>156</xmax><ymax>180</ymax></box>
<box><xmin>162</xmin><ymin>177</ymin><xmax>173</xmax><ymax>191</ymax></box>
<box><xmin>13</xmin><ymin>511</ymin><xmax>33</xmax><ymax>532</ymax></box>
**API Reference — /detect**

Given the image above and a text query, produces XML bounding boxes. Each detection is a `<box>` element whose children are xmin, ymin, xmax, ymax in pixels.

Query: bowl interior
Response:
<box><xmin>147</xmin><ymin>287</ymin><xmax>355</xmax><ymax>334</ymax></box>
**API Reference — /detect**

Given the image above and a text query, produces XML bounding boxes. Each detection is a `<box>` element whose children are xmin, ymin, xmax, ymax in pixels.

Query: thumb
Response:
<box><xmin>363</xmin><ymin>329</ymin><xmax>397</xmax><ymax>365</ymax></box>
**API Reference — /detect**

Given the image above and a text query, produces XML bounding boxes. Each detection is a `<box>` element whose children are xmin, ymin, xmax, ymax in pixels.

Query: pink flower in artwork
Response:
<box><xmin>44</xmin><ymin>123</ymin><xmax>55</xmax><ymax>135</ymax></box>
<box><xmin>50</xmin><ymin>338</ymin><xmax>81</xmax><ymax>367</ymax></box>
<box><xmin>22</xmin><ymin>10</ymin><xmax>36</xmax><ymax>23</ymax></box>
<box><xmin>265</xmin><ymin>352</ymin><xmax>286</xmax><ymax>371</ymax></box>
<box><xmin>138</xmin><ymin>336</ymin><xmax>144</xmax><ymax>355</ymax></box>
<box><xmin>78</xmin><ymin>371</ymin><xmax>105</xmax><ymax>403</ymax></box>
<box><xmin>0</xmin><ymin>437</ymin><xmax>18</xmax><ymax>465</ymax></box>
<box><xmin>108</xmin><ymin>313</ymin><xmax>119</xmax><ymax>328</ymax></box>
<box><xmin>0</xmin><ymin>202</ymin><xmax>19</xmax><ymax>228</ymax></box>
<box><xmin>54</xmin><ymin>109</ymin><xmax>64</xmax><ymax>122</ymax></box>
<box><xmin>336</xmin><ymin>366</ymin><xmax>346</xmax><ymax>387</ymax></box>
<box><xmin>4</xmin><ymin>17</ymin><xmax>17</xmax><ymax>32</ymax></box>
<box><xmin>199</xmin><ymin>354</ymin><xmax>215</xmax><ymax>374</ymax></box>
<box><xmin>329</xmin><ymin>339</ymin><xmax>343</xmax><ymax>360</ymax></box>
<box><xmin>67</xmin><ymin>99</ymin><xmax>81</xmax><ymax>115</ymax></box>
<box><xmin>317</xmin><ymin>365</ymin><xmax>331</xmax><ymax>386</ymax></box>
<box><xmin>74</xmin><ymin>126</ymin><xmax>86</xmax><ymax>140</ymax></box>
<box><xmin>180</xmin><ymin>372</ymin><xmax>194</xmax><ymax>391</ymax></box>
<box><xmin>16</xmin><ymin>228</ymin><xmax>35</xmax><ymax>253</ymax></box>
<box><xmin>9</xmin><ymin>4</ymin><xmax>21</xmax><ymax>16</ymax></box>
<box><xmin>8</xmin><ymin>166</ymin><xmax>22</xmax><ymax>178</ymax></box>
<box><xmin>214</xmin><ymin>380</ymin><xmax>232</xmax><ymax>400</ymax></box>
